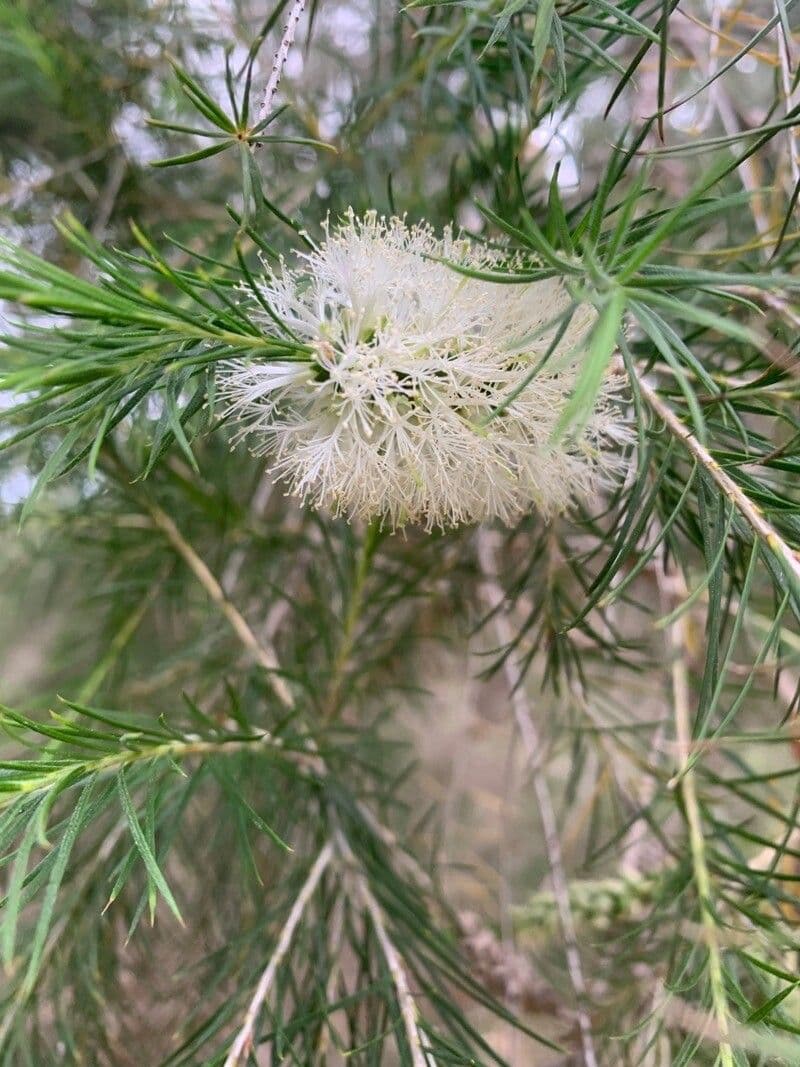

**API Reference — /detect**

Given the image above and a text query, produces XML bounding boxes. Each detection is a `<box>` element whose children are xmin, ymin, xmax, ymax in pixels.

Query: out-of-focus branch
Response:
<box><xmin>776</xmin><ymin>8</ymin><xmax>800</xmax><ymax>190</ymax></box>
<box><xmin>477</xmin><ymin>530</ymin><xmax>599</xmax><ymax>1067</ymax></box>
<box><xmin>658</xmin><ymin>562</ymin><xmax>734</xmax><ymax>1066</ymax></box>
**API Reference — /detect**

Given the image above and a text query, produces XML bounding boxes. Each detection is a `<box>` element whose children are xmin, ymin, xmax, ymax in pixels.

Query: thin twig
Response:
<box><xmin>78</xmin><ymin>564</ymin><xmax>170</xmax><ymax>705</ymax></box>
<box><xmin>666</xmin><ymin>993</ymin><xmax>800</xmax><ymax>1063</ymax></box>
<box><xmin>727</xmin><ymin>284</ymin><xmax>800</xmax><ymax>349</ymax></box>
<box><xmin>257</xmin><ymin>0</ymin><xmax>307</xmax><ymax>129</ymax></box>
<box><xmin>221</xmin><ymin>470</ymin><xmax>276</xmax><ymax>595</ymax></box>
<box><xmin>0</xmin><ymin>819</ymin><xmax>129</xmax><ymax>1050</ymax></box>
<box><xmin>131</xmin><ymin>482</ymin><xmax>423</xmax><ymax>861</ymax></box>
<box><xmin>122</xmin><ymin>468</ymin><xmax>444</xmax><ymax>1056</ymax></box>
<box><xmin>658</xmin><ymin>561</ymin><xmax>734</xmax><ymax>1066</ymax></box>
<box><xmin>627</xmin><ymin>361</ymin><xmax>800</xmax><ymax>591</ymax></box>
<box><xmin>323</xmin><ymin>518</ymin><xmax>382</xmax><ymax>721</ymax></box>
<box><xmin>353</xmin><ymin>799</ymin><xmax>435</xmax><ymax>893</ymax></box>
<box><xmin>314</xmin><ymin>892</ymin><xmax>346</xmax><ymax>1058</ymax></box>
<box><xmin>336</xmin><ymin>830</ymin><xmax>434</xmax><ymax>1067</ymax></box>
<box><xmin>694</xmin><ymin>0</ymin><xmax>723</xmax><ymax>133</ymax></box>
<box><xmin>776</xmin><ymin>6</ymin><xmax>800</xmax><ymax>192</ymax></box>
<box><xmin>90</xmin><ymin>151</ymin><xmax>127</xmax><ymax>239</ymax></box>
<box><xmin>476</xmin><ymin>530</ymin><xmax>599</xmax><ymax>1067</ymax></box>
<box><xmin>0</xmin><ymin>145</ymin><xmax>111</xmax><ymax>208</ymax></box>
<box><xmin>142</xmin><ymin>496</ymin><xmax>294</xmax><ymax>708</ymax></box>
<box><xmin>673</xmin><ymin>9</ymin><xmax>771</xmax><ymax>246</ymax></box>
<box><xmin>129</xmin><ymin>476</ymin><xmax>446</xmax><ymax>1039</ymax></box>
<box><xmin>224</xmin><ymin>840</ymin><xmax>335</xmax><ymax>1067</ymax></box>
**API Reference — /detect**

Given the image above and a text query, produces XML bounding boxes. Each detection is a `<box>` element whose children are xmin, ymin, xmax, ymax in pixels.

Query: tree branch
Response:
<box><xmin>336</xmin><ymin>830</ymin><xmax>435</xmax><ymax>1067</ymax></box>
<box><xmin>141</xmin><ymin>496</ymin><xmax>295</xmax><ymax>708</ymax></box>
<box><xmin>224</xmin><ymin>840</ymin><xmax>334</xmax><ymax>1067</ymax></box>
<box><xmin>628</xmin><ymin>360</ymin><xmax>800</xmax><ymax>594</ymax></box>
<box><xmin>477</xmin><ymin>530</ymin><xmax>599</xmax><ymax>1067</ymax></box>
<box><xmin>257</xmin><ymin>0</ymin><xmax>306</xmax><ymax>130</ymax></box>
<box><xmin>657</xmin><ymin>561</ymin><xmax>734</xmax><ymax>1066</ymax></box>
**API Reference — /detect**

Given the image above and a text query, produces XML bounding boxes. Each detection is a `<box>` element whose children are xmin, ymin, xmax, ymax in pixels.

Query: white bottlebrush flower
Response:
<box><xmin>219</xmin><ymin>210</ymin><xmax>628</xmax><ymax>530</ymax></box>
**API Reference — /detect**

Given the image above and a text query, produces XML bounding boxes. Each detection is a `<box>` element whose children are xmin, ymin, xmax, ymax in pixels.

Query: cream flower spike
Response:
<box><xmin>219</xmin><ymin>210</ymin><xmax>629</xmax><ymax>530</ymax></box>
